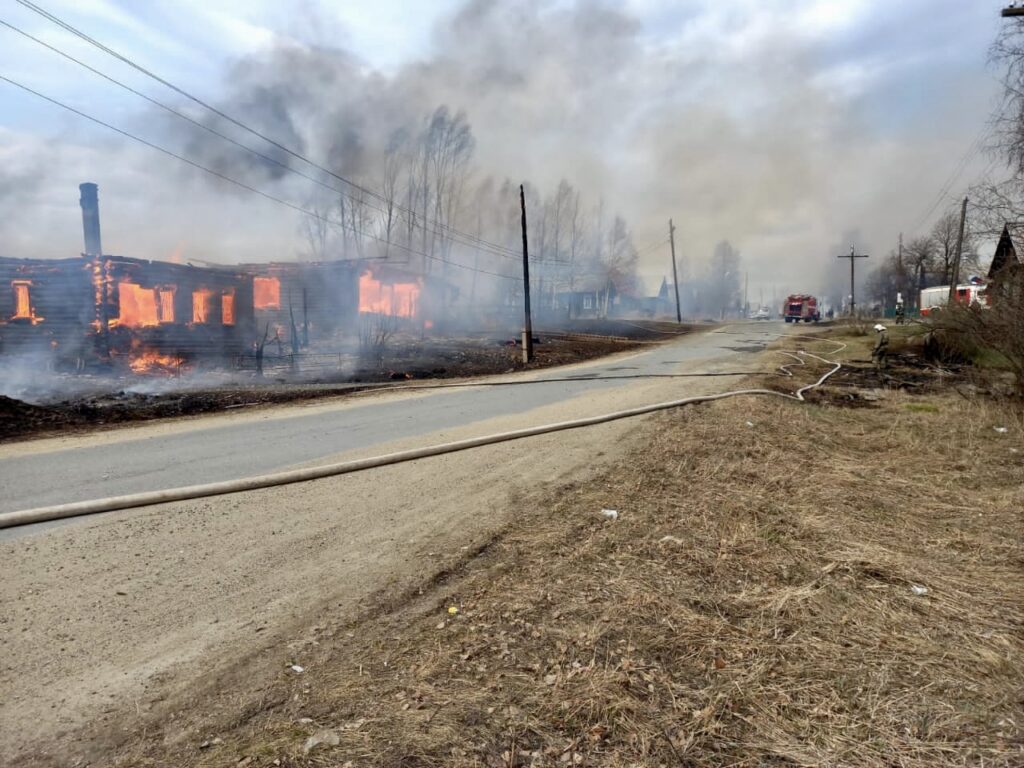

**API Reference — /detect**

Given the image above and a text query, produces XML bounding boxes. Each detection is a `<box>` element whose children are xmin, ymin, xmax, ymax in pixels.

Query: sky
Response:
<box><xmin>0</xmin><ymin>0</ymin><xmax>1009</xmax><ymax>302</ymax></box>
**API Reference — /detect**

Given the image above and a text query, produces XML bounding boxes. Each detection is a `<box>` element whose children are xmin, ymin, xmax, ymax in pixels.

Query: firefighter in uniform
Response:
<box><xmin>872</xmin><ymin>324</ymin><xmax>889</xmax><ymax>370</ymax></box>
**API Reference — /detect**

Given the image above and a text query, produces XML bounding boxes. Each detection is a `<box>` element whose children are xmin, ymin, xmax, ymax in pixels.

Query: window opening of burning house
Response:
<box><xmin>358</xmin><ymin>271</ymin><xmax>419</xmax><ymax>318</ymax></box>
<box><xmin>254</xmin><ymin>277</ymin><xmax>280</xmax><ymax>310</ymax></box>
<box><xmin>192</xmin><ymin>288</ymin><xmax>213</xmax><ymax>324</ymax></box>
<box><xmin>116</xmin><ymin>281</ymin><xmax>159</xmax><ymax>327</ymax></box>
<box><xmin>222</xmin><ymin>289</ymin><xmax>235</xmax><ymax>325</ymax></box>
<box><xmin>158</xmin><ymin>287</ymin><xmax>175</xmax><ymax>323</ymax></box>
<box><xmin>11</xmin><ymin>280</ymin><xmax>42</xmax><ymax>322</ymax></box>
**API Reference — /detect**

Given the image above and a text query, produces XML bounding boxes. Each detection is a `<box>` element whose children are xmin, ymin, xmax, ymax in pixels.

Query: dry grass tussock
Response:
<box><xmin>137</xmin><ymin>357</ymin><xmax>1023</xmax><ymax>767</ymax></box>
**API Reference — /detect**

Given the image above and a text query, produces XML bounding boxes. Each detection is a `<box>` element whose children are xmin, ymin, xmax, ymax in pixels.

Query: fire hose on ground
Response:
<box><xmin>0</xmin><ymin>339</ymin><xmax>846</xmax><ymax>531</ymax></box>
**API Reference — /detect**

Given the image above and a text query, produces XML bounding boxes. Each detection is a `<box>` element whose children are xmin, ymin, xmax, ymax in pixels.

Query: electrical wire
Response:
<box><xmin>0</xmin><ymin>16</ymin><xmax>531</xmax><ymax>265</ymax></box>
<box><xmin>13</xmin><ymin>0</ymin><xmax>525</xmax><ymax>261</ymax></box>
<box><xmin>0</xmin><ymin>73</ymin><xmax>521</xmax><ymax>281</ymax></box>
<box><xmin>910</xmin><ymin>121</ymin><xmax>995</xmax><ymax>235</ymax></box>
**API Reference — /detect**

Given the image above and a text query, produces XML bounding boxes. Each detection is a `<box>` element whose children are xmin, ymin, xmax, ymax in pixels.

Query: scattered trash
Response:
<box><xmin>199</xmin><ymin>737</ymin><xmax>223</xmax><ymax>749</ymax></box>
<box><xmin>302</xmin><ymin>728</ymin><xmax>340</xmax><ymax>754</ymax></box>
<box><xmin>659</xmin><ymin>535</ymin><xmax>684</xmax><ymax>545</ymax></box>
<box><xmin>435</xmin><ymin>621</ymin><xmax>446</xmax><ymax>630</ymax></box>
<box><xmin>994</xmin><ymin>427</ymin><xmax>1009</xmax><ymax>434</ymax></box>
<box><xmin>296</xmin><ymin>717</ymin><xmax>314</xmax><ymax>725</ymax></box>
<box><xmin>447</xmin><ymin>606</ymin><xmax>459</xmax><ymax>615</ymax></box>
<box><xmin>290</xmin><ymin>664</ymin><xmax>305</xmax><ymax>674</ymax></box>
<box><xmin>910</xmin><ymin>585</ymin><xmax>929</xmax><ymax>596</ymax></box>
<box><xmin>745</xmin><ymin>421</ymin><xmax>754</xmax><ymax>427</ymax></box>
<box><xmin>600</xmin><ymin>509</ymin><xmax>618</xmax><ymax>521</ymax></box>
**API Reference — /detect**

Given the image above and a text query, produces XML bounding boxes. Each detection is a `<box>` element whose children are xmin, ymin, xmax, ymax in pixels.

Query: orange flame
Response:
<box><xmin>192</xmin><ymin>289</ymin><xmax>213</xmax><ymax>323</ymax></box>
<box><xmin>12</xmin><ymin>280</ymin><xmax>43</xmax><ymax>323</ymax></box>
<box><xmin>114</xmin><ymin>282</ymin><xmax>159</xmax><ymax>328</ymax></box>
<box><xmin>254</xmin><ymin>277</ymin><xmax>280</xmax><ymax>310</ymax></box>
<box><xmin>221</xmin><ymin>289</ymin><xmax>235</xmax><ymax>325</ymax></box>
<box><xmin>359</xmin><ymin>271</ymin><xmax>419</xmax><ymax>318</ymax></box>
<box><xmin>158</xmin><ymin>287</ymin><xmax>176</xmax><ymax>323</ymax></box>
<box><xmin>129</xmin><ymin>347</ymin><xmax>186</xmax><ymax>375</ymax></box>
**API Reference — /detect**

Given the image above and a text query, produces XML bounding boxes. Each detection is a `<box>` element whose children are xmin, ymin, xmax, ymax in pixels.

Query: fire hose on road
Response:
<box><xmin>0</xmin><ymin>341</ymin><xmax>845</xmax><ymax>531</ymax></box>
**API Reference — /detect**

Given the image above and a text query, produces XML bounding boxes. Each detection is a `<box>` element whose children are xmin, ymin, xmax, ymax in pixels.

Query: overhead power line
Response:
<box><xmin>910</xmin><ymin>121</ymin><xmax>994</xmax><ymax>235</ymax></box>
<box><xmin>0</xmin><ymin>74</ymin><xmax>519</xmax><ymax>281</ymax></box>
<box><xmin>0</xmin><ymin>16</ymin><xmax>526</xmax><ymax>265</ymax></box>
<box><xmin>13</xmin><ymin>0</ymin><xmax>523</xmax><ymax>261</ymax></box>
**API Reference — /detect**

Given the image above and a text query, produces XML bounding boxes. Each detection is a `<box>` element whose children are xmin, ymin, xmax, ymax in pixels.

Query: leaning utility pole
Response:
<box><xmin>519</xmin><ymin>184</ymin><xmax>534</xmax><ymax>363</ymax></box>
<box><xmin>947</xmin><ymin>196</ymin><xmax>969</xmax><ymax>304</ymax></box>
<box><xmin>837</xmin><ymin>245</ymin><xmax>869</xmax><ymax>315</ymax></box>
<box><xmin>668</xmin><ymin>219</ymin><xmax>682</xmax><ymax>323</ymax></box>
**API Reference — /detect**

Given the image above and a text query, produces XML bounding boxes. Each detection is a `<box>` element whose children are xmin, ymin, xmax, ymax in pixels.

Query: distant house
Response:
<box><xmin>557</xmin><ymin>277</ymin><xmax>617</xmax><ymax>319</ymax></box>
<box><xmin>989</xmin><ymin>223</ymin><xmax>1024</xmax><ymax>283</ymax></box>
<box><xmin>627</xmin><ymin>275</ymin><xmax>678</xmax><ymax>318</ymax></box>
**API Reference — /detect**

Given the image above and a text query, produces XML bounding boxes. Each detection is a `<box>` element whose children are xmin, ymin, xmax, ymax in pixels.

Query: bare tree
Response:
<box><xmin>568</xmin><ymin>187</ymin><xmax>584</xmax><ymax>292</ymax></box>
<box><xmin>705</xmin><ymin>240</ymin><xmax>742</xmax><ymax>319</ymax></box>
<box><xmin>380</xmin><ymin>130</ymin><xmax>410</xmax><ymax>261</ymax></box>
<box><xmin>359</xmin><ymin>313</ymin><xmax>399</xmax><ymax>370</ymax></box>
<box><xmin>302</xmin><ymin>196</ymin><xmax>331</xmax><ymax>261</ymax></box>
<box><xmin>903</xmin><ymin>235</ymin><xmax>937</xmax><ymax>307</ymax></box>
<box><xmin>866</xmin><ymin>250</ymin><xmax>907</xmax><ymax>312</ymax></box>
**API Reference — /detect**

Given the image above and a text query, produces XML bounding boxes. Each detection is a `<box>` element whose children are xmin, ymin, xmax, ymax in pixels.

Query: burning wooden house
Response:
<box><xmin>1</xmin><ymin>253</ymin><xmax>256</xmax><ymax>373</ymax></box>
<box><xmin>1</xmin><ymin>183</ymin><xmax>452</xmax><ymax>375</ymax></box>
<box><xmin>240</xmin><ymin>261</ymin><xmax>361</xmax><ymax>347</ymax></box>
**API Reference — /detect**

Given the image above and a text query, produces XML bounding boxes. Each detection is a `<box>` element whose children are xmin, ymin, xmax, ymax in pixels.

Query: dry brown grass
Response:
<box><xmin>122</xmin><ymin>347</ymin><xmax>1024</xmax><ymax>767</ymax></box>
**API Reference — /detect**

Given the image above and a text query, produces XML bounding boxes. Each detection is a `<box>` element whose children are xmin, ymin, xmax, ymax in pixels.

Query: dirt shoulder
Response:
<box><xmin>75</xmin><ymin>331</ymin><xmax>1024</xmax><ymax>766</ymax></box>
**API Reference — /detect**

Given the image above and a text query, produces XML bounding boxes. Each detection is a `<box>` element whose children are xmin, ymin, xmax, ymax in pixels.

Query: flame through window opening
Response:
<box><xmin>358</xmin><ymin>271</ymin><xmax>420</xmax><ymax>318</ymax></box>
<box><xmin>115</xmin><ymin>282</ymin><xmax>159</xmax><ymax>328</ymax></box>
<box><xmin>221</xmin><ymin>289</ymin><xmax>235</xmax><ymax>325</ymax></box>
<box><xmin>158</xmin><ymin>287</ymin><xmax>175</xmax><ymax>323</ymax></box>
<box><xmin>12</xmin><ymin>280</ymin><xmax>42</xmax><ymax>323</ymax></box>
<box><xmin>192</xmin><ymin>289</ymin><xmax>213</xmax><ymax>324</ymax></box>
<box><xmin>254</xmin><ymin>277</ymin><xmax>280</xmax><ymax>310</ymax></box>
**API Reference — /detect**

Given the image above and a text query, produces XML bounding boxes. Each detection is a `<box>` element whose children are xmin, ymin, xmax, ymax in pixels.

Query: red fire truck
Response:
<box><xmin>783</xmin><ymin>294</ymin><xmax>820</xmax><ymax>323</ymax></box>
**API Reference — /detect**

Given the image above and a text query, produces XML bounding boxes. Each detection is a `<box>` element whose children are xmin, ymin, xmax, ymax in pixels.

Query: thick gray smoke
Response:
<box><xmin>0</xmin><ymin>0</ymin><xmax>1001</xmax><ymax>303</ymax></box>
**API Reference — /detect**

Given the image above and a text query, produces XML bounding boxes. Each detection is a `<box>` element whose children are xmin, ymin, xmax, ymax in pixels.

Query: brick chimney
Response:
<box><xmin>79</xmin><ymin>182</ymin><xmax>103</xmax><ymax>256</ymax></box>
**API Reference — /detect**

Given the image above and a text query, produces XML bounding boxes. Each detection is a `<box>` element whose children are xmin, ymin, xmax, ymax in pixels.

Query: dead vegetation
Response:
<box><xmin>113</xmin><ymin>334</ymin><xmax>1024</xmax><ymax>768</ymax></box>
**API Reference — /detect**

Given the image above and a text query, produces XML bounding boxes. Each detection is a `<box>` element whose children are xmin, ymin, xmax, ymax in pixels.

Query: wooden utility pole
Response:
<box><xmin>947</xmin><ymin>196</ymin><xmax>969</xmax><ymax>303</ymax></box>
<box><xmin>897</xmin><ymin>232</ymin><xmax>904</xmax><ymax>309</ymax></box>
<box><xmin>668</xmin><ymin>219</ymin><xmax>682</xmax><ymax>323</ymax></box>
<box><xmin>837</xmin><ymin>246</ymin><xmax>869</xmax><ymax>315</ymax></box>
<box><xmin>519</xmin><ymin>184</ymin><xmax>534</xmax><ymax>363</ymax></box>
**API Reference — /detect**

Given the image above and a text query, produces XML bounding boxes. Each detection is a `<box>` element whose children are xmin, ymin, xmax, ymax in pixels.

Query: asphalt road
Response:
<box><xmin>1</xmin><ymin>322</ymin><xmax>802</xmax><ymax>763</ymax></box>
<box><xmin>0</xmin><ymin>323</ymin><xmax>784</xmax><ymax>523</ymax></box>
